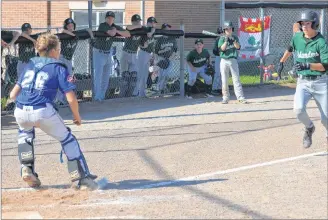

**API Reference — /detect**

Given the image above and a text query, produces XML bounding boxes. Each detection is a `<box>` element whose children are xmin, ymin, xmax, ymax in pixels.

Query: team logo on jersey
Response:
<box><xmin>296</xmin><ymin>51</ymin><xmax>319</xmax><ymax>59</ymax></box>
<box><xmin>193</xmin><ymin>57</ymin><xmax>207</xmax><ymax>64</ymax></box>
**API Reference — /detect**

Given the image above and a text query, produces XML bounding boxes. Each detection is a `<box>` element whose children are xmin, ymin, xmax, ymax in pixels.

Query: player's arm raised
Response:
<box><xmin>219</xmin><ymin>36</ymin><xmax>228</xmax><ymax>51</ymax></box>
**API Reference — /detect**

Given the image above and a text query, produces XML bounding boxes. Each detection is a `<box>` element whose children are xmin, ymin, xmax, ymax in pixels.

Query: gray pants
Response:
<box><xmin>220</xmin><ymin>58</ymin><xmax>245</xmax><ymax>100</ymax></box>
<box><xmin>187</xmin><ymin>64</ymin><xmax>212</xmax><ymax>86</ymax></box>
<box><xmin>293</xmin><ymin>75</ymin><xmax>328</xmax><ymax>136</ymax></box>
<box><xmin>55</xmin><ymin>55</ymin><xmax>73</xmax><ymax>104</ymax></box>
<box><xmin>17</xmin><ymin>61</ymin><xmax>29</xmax><ymax>80</ymax></box>
<box><xmin>134</xmin><ymin>49</ymin><xmax>152</xmax><ymax>97</ymax></box>
<box><xmin>14</xmin><ymin>103</ymin><xmax>90</xmax><ymax>176</ymax></box>
<box><xmin>120</xmin><ymin>50</ymin><xmax>138</xmax><ymax>97</ymax></box>
<box><xmin>92</xmin><ymin>49</ymin><xmax>112</xmax><ymax>101</ymax></box>
<box><xmin>212</xmin><ymin>56</ymin><xmax>222</xmax><ymax>90</ymax></box>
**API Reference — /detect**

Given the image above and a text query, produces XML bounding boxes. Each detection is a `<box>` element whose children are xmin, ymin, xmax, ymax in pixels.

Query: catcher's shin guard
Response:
<box><xmin>18</xmin><ymin>129</ymin><xmax>37</xmax><ymax>175</ymax></box>
<box><xmin>60</xmin><ymin>128</ymin><xmax>93</xmax><ymax>182</ymax></box>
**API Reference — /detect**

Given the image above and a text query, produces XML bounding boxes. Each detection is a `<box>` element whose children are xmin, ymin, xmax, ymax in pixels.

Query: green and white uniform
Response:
<box><xmin>154</xmin><ymin>36</ymin><xmax>178</xmax><ymax>92</ymax></box>
<box><xmin>134</xmin><ymin>26</ymin><xmax>155</xmax><ymax>97</ymax></box>
<box><xmin>120</xmin><ymin>30</ymin><xmax>143</xmax><ymax>97</ymax></box>
<box><xmin>218</xmin><ymin>35</ymin><xmax>245</xmax><ymax>101</ymax></box>
<box><xmin>17</xmin><ymin>34</ymin><xmax>39</xmax><ymax>79</ymax></box>
<box><xmin>291</xmin><ymin>32</ymin><xmax>328</xmax><ymax>132</ymax></box>
<box><xmin>92</xmin><ymin>22</ymin><xmax>125</xmax><ymax>101</ymax></box>
<box><xmin>186</xmin><ymin>49</ymin><xmax>212</xmax><ymax>86</ymax></box>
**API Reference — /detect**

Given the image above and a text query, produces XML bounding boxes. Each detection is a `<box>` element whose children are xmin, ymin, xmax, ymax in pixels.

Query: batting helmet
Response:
<box><xmin>131</xmin><ymin>14</ymin><xmax>142</xmax><ymax>22</ymax></box>
<box><xmin>297</xmin><ymin>10</ymin><xmax>319</xmax><ymax>30</ymax></box>
<box><xmin>223</xmin><ymin>21</ymin><xmax>234</xmax><ymax>32</ymax></box>
<box><xmin>21</xmin><ymin>23</ymin><xmax>32</xmax><ymax>32</ymax></box>
<box><xmin>64</xmin><ymin>18</ymin><xmax>76</xmax><ymax>30</ymax></box>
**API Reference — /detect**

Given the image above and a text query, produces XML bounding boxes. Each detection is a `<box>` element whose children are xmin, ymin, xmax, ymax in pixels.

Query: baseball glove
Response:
<box><xmin>157</xmin><ymin>58</ymin><xmax>170</xmax><ymax>70</ymax></box>
<box><xmin>205</xmin><ymin>64</ymin><xmax>215</xmax><ymax>76</ymax></box>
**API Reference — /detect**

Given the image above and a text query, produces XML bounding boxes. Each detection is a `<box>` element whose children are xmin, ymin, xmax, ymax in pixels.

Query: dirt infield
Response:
<box><xmin>1</xmin><ymin>84</ymin><xmax>327</xmax><ymax>219</ymax></box>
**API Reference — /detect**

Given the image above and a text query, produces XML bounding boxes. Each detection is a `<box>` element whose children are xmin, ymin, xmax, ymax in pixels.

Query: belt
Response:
<box><xmin>98</xmin><ymin>49</ymin><xmax>111</xmax><ymax>54</ymax></box>
<box><xmin>123</xmin><ymin>49</ymin><xmax>137</xmax><ymax>54</ymax></box>
<box><xmin>140</xmin><ymin>48</ymin><xmax>151</xmax><ymax>53</ymax></box>
<box><xmin>299</xmin><ymin>74</ymin><xmax>323</xmax><ymax>80</ymax></box>
<box><xmin>16</xmin><ymin>103</ymin><xmax>47</xmax><ymax>110</ymax></box>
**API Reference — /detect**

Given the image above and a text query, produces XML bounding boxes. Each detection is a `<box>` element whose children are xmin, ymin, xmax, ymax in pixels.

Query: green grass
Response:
<box><xmin>1</xmin><ymin>97</ymin><xmax>8</xmax><ymax>111</ymax></box>
<box><xmin>229</xmin><ymin>75</ymin><xmax>297</xmax><ymax>86</ymax></box>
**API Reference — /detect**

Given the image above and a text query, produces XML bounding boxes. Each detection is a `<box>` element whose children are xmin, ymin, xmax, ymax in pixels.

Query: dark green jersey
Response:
<box><xmin>61</xmin><ymin>38</ymin><xmax>78</xmax><ymax>60</ymax></box>
<box><xmin>154</xmin><ymin>36</ymin><xmax>178</xmax><ymax>58</ymax></box>
<box><xmin>93</xmin><ymin>22</ymin><xmax>125</xmax><ymax>51</ymax></box>
<box><xmin>18</xmin><ymin>34</ymin><xmax>39</xmax><ymax>62</ymax></box>
<box><xmin>218</xmin><ymin>34</ymin><xmax>240</xmax><ymax>59</ymax></box>
<box><xmin>291</xmin><ymin>32</ymin><xmax>328</xmax><ymax>76</ymax></box>
<box><xmin>186</xmin><ymin>49</ymin><xmax>210</xmax><ymax>67</ymax></box>
<box><xmin>123</xmin><ymin>35</ymin><xmax>142</xmax><ymax>53</ymax></box>
<box><xmin>140</xmin><ymin>26</ymin><xmax>155</xmax><ymax>53</ymax></box>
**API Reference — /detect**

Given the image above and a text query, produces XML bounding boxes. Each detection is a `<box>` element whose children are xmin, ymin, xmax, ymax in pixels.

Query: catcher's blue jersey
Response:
<box><xmin>16</xmin><ymin>57</ymin><xmax>76</xmax><ymax>106</ymax></box>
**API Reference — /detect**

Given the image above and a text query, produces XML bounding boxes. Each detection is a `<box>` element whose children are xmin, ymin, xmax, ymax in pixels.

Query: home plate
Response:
<box><xmin>2</xmin><ymin>211</ymin><xmax>43</xmax><ymax>219</ymax></box>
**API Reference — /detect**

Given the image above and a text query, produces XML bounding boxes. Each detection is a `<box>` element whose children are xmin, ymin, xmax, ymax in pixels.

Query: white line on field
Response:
<box><xmin>2</xmin><ymin>151</ymin><xmax>327</xmax><ymax>193</ymax></box>
<box><xmin>126</xmin><ymin>150</ymin><xmax>328</xmax><ymax>191</ymax></box>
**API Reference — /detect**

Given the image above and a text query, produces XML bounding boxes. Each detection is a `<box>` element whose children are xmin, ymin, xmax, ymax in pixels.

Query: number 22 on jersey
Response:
<box><xmin>21</xmin><ymin>70</ymin><xmax>49</xmax><ymax>90</ymax></box>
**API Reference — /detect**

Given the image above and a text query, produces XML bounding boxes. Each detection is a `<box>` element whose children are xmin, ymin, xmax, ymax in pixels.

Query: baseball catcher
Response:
<box><xmin>9</xmin><ymin>33</ymin><xmax>98</xmax><ymax>190</ymax></box>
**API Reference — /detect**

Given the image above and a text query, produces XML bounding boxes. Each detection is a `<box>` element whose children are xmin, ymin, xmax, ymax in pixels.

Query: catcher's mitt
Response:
<box><xmin>205</xmin><ymin>64</ymin><xmax>215</xmax><ymax>76</ymax></box>
<box><xmin>157</xmin><ymin>58</ymin><xmax>170</xmax><ymax>70</ymax></box>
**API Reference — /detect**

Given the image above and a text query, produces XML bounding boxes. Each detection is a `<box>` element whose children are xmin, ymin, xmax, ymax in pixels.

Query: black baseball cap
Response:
<box><xmin>65</xmin><ymin>18</ymin><xmax>75</xmax><ymax>25</ymax></box>
<box><xmin>106</xmin><ymin>11</ymin><xmax>115</xmax><ymax>18</ymax></box>
<box><xmin>195</xmin><ymin>39</ymin><xmax>203</xmax><ymax>44</ymax></box>
<box><xmin>161</xmin><ymin>23</ymin><xmax>172</xmax><ymax>29</ymax></box>
<box><xmin>131</xmin><ymin>14</ymin><xmax>142</xmax><ymax>22</ymax></box>
<box><xmin>21</xmin><ymin>23</ymin><xmax>32</xmax><ymax>31</ymax></box>
<box><xmin>147</xmin><ymin>17</ymin><xmax>158</xmax><ymax>23</ymax></box>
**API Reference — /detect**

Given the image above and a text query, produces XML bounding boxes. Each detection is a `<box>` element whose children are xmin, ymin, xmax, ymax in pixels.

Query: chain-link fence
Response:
<box><xmin>1</xmin><ymin>28</ymin><xmax>184</xmax><ymax>112</ymax></box>
<box><xmin>225</xmin><ymin>7</ymin><xmax>328</xmax><ymax>81</ymax></box>
<box><xmin>1</xmin><ymin>1</ymin><xmax>328</xmax><ymax>113</ymax></box>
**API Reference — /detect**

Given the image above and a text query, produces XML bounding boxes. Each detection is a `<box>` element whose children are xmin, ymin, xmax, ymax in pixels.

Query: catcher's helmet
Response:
<box><xmin>131</xmin><ymin>14</ymin><xmax>142</xmax><ymax>22</ymax></box>
<box><xmin>64</xmin><ymin>18</ymin><xmax>76</xmax><ymax>30</ymax></box>
<box><xmin>223</xmin><ymin>21</ymin><xmax>234</xmax><ymax>32</ymax></box>
<box><xmin>297</xmin><ymin>10</ymin><xmax>319</xmax><ymax>30</ymax></box>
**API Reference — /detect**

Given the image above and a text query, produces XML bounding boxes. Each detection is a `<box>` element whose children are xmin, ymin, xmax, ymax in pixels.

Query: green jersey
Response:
<box><xmin>93</xmin><ymin>22</ymin><xmax>125</xmax><ymax>51</ymax></box>
<box><xmin>18</xmin><ymin>34</ymin><xmax>40</xmax><ymax>62</ymax></box>
<box><xmin>217</xmin><ymin>35</ymin><xmax>240</xmax><ymax>59</ymax></box>
<box><xmin>140</xmin><ymin>26</ymin><xmax>155</xmax><ymax>53</ymax></box>
<box><xmin>61</xmin><ymin>38</ymin><xmax>78</xmax><ymax>60</ymax></box>
<box><xmin>186</xmin><ymin>49</ymin><xmax>210</xmax><ymax>67</ymax></box>
<box><xmin>123</xmin><ymin>35</ymin><xmax>142</xmax><ymax>53</ymax></box>
<box><xmin>291</xmin><ymin>32</ymin><xmax>328</xmax><ymax>76</ymax></box>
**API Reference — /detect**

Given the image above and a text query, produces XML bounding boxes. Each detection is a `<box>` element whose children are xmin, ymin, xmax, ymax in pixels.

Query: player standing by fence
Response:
<box><xmin>92</xmin><ymin>11</ymin><xmax>130</xmax><ymax>102</ymax></box>
<box><xmin>17</xmin><ymin>23</ymin><xmax>38</xmax><ymax>79</ymax></box>
<box><xmin>154</xmin><ymin>23</ymin><xmax>178</xmax><ymax>96</ymax></box>
<box><xmin>133</xmin><ymin>16</ymin><xmax>157</xmax><ymax>98</ymax></box>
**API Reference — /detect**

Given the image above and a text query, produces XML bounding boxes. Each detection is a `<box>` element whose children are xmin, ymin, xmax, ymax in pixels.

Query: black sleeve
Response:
<box><xmin>154</xmin><ymin>38</ymin><xmax>161</xmax><ymax>54</ymax></box>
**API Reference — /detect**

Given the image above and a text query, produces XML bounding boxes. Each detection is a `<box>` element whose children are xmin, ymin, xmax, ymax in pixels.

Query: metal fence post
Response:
<box><xmin>88</xmin><ymin>1</ymin><xmax>94</xmax><ymax>99</ymax></box>
<box><xmin>220</xmin><ymin>0</ymin><xmax>225</xmax><ymax>26</ymax></box>
<box><xmin>259</xmin><ymin>7</ymin><xmax>265</xmax><ymax>84</ymax></box>
<box><xmin>320</xmin><ymin>9</ymin><xmax>326</xmax><ymax>39</ymax></box>
<box><xmin>179</xmin><ymin>22</ymin><xmax>185</xmax><ymax>97</ymax></box>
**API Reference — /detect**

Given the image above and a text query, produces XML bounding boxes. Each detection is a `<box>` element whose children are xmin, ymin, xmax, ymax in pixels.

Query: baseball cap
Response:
<box><xmin>161</xmin><ymin>23</ymin><xmax>172</xmax><ymax>29</ymax></box>
<box><xmin>195</xmin><ymin>39</ymin><xmax>203</xmax><ymax>44</ymax></box>
<box><xmin>105</xmin><ymin>11</ymin><xmax>115</xmax><ymax>18</ymax></box>
<box><xmin>21</xmin><ymin>23</ymin><xmax>32</xmax><ymax>31</ymax></box>
<box><xmin>131</xmin><ymin>14</ymin><xmax>142</xmax><ymax>22</ymax></box>
<box><xmin>147</xmin><ymin>17</ymin><xmax>158</xmax><ymax>23</ymax></box>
